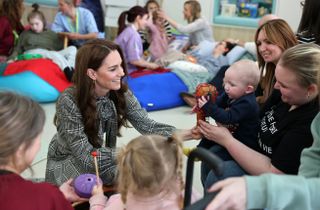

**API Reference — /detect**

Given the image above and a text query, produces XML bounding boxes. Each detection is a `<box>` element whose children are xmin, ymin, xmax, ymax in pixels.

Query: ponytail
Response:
<box><xmin>117</xmin><ymin>6</ymin><xmax>148</xmax><ymax>35</ymax></box>
<box><xmin>117</xmin><ymin>11</ymin><xmax>128</xmax><ymax>35</ymax></box>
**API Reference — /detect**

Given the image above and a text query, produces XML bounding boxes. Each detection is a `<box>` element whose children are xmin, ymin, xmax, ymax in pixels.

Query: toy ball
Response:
<box><xmin>73</xmin><ymin>174</ymin><xmax>103</xmax><ymax>198</ymax></box>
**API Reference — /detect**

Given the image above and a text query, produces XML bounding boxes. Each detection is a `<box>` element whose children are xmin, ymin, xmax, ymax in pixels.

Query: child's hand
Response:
<box><xmin>198</xmin><ymin>95</ymin><xmax>209</xmax><ymax>108</ymax></box>
<box><xmin>92</xmin><ymin>184</ymin><xmax>104</xmax><ymax>196</ymax></box>
<box><xmin>59</xmin><ymin>179</ymin><xmax>87</xmax><ymax>202</ymax></box>
<box><xmin>191</xmin><ymin>126</ymin><xmax>203</xmax><ymax>139</ymax></box>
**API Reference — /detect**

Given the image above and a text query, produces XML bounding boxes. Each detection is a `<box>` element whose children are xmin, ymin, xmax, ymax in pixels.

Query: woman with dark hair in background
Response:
<box><xmin>115</xmin><ymin>6</ymin><xmax>161</xmax><ymax>74</ymax></box>
<box><xmin>0</xmin><ymin>0</ymin><xmax>25</xmax><ymax>62</ymax></box>
<box><xmin>297</xmin><ymin>0</ymin><xmax>320</xmax><ymax>44</ymax></box>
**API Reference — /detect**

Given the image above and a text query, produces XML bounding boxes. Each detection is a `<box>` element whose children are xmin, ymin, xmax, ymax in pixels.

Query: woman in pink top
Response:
<box><xmin>89</xmin><ymin>134</ymin><xmax>200</xmax><ymax>210</ymax></box>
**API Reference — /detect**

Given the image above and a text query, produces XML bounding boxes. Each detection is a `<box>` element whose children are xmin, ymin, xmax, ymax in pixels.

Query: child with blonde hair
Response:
<box><xmin>89</xmin><ymin>134</ymin><xmax>200</xmax><ymax>210</ymax></box>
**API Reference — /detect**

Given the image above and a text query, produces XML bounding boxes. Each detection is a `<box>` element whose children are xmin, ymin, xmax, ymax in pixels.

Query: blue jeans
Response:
<box><xmin>203</xmin><ymin>160</ymin><xmax>246</xmax><ymax>190</ymax></box>
<box><xmin>201</xmin><ymin>146</ymin><xmax>247</xmax><ymax>191</ymax></box>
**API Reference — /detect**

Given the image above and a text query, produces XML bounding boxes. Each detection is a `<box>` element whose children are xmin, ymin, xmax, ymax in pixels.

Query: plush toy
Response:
<box><xmin>194</xmin><ymin>83</ymin><xmax>218</xmax><ymax>125</ymax></box>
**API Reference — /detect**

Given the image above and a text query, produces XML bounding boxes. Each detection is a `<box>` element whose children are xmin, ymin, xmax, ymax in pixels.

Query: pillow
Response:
<box><xmin>168</xmin><ymin>60</ymin><xmax>208</xmax><ymax>73</ymax></box>
<box><xmin>127</xmin><ymin>72</ymin><xmax>188</xmax><ymax>111</ymax></box>
<box><xmin>0</xmin><ymin>71</ymin><xmax>59</xmax><ymax>102</ymax></box>
<box><xmin>167</xmin><ymin>34</ymin><xmax>189</xmax><ymax>51</ymax></box>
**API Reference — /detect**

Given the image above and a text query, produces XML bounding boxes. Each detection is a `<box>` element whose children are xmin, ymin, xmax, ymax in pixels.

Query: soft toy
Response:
<box><xmin>194</xmin><ymin>83</ymin><xmax>218</xmax><ymax>125</ymax></box>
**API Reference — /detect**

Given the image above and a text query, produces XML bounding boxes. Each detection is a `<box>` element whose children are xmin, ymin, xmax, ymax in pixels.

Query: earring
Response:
<box><xmin>307</xmin><ymin>92</ymin><xmax>310</xmax><ymax>99</ymax></box>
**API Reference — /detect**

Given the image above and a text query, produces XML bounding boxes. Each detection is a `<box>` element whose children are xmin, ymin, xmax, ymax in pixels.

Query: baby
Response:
<box><xmin>197</xmin><ymin>60</ymin><xmax>261</xmax><ymax>159</ymax></box>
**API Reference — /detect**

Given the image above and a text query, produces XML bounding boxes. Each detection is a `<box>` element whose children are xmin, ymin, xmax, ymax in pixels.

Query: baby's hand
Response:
<box><xmin>92</xmin><ymin>184</ymin><xmax>104</xmax><ymax>196</ymax></box>
<box><xmin>198</xmin><ymin>95</ymin><xmax>209</xmax><ymax>108</ymax></box>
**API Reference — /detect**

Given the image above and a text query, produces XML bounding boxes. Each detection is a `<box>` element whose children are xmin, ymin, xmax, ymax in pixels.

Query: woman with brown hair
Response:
<box><xmin>0</xmin><ymin>0</ymin><xmax>24</xmax><ymax>62</ymax></box>
<box><xmin>255</xmin><ymin>19</ymin><xmax>298</xmax><ymax>106</ymax></box>
<box><xmin>45</xmin><ymin>39</ymin><xmax>195</xmax><ymax>186</ymax></box>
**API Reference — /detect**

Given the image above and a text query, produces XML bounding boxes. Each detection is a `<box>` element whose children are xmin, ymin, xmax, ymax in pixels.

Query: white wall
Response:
<box><xmin>274</xmin><ymin>0</ymin><xmax>302</xmax><ymax>32</ymax></box>
<box><xmin>162</xmin><ymin>0</ymin><xmax>303</xmax><ymax>32</ymax></box>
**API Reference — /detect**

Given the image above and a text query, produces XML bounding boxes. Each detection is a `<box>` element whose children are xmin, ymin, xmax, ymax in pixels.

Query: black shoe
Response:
<box><xmin>63</xmin><ymin>66</ymin><xmax>74</xmax><ymax>82</ymax></box>
<box><xmin>180</xmin><ymin>92</ymin><xmax>196</xmax><ymax>107</ymax></box>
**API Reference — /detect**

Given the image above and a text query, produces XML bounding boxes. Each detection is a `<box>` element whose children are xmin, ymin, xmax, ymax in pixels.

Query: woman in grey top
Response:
<box><xmin>158</xmin><ymin>0</ymin><xmax>213</xmax><ymax>52</ymax></box>
<box><xmin>45</xmin><ymin>39</ymin><xmax>195</xmax><ymax>186</ymax></box>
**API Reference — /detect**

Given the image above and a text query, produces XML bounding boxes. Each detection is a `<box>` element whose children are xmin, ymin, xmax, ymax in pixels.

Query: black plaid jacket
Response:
<box><xmin>45</xmin><ymin>87</ymin><xmax>175</xmax><ymax>186</ymax></box>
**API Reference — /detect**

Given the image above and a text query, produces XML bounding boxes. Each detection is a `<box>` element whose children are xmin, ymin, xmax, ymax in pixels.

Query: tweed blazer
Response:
<box><xmin>45</xmin><ymin>87</ymin><xmax>175</xmax><ymax>186</ymax></box>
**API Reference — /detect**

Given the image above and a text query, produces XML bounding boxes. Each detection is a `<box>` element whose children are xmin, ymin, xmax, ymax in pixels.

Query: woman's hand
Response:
<box><xmin>205</xmin><ymin>177</ymin><xmax>247</xmax><ymax>210</ymax></box>
<box><xmin>175</xmin><ymin>127</ymin><xmax>202</xmax><ymax>140</ymax></box>
<box><xmin>148</xmin><ymin>62</ymin><xmax>160</xmax><ymax>69</ymax></box>
<box><xmin>59</xmin><ymin>179</ymin><xmax>87</xmax><ymax>202</ymax></box>
<box><xmin>197</xmin><ymin>120</ymin><xmax>234</xmax><ymax>147</ymax></box>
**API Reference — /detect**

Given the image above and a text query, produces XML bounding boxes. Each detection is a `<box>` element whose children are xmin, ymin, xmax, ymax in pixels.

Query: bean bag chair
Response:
<box><xmin>127</xmin><ymin>72</ymin><xmax>188</xmax><ymax>111</ymax></box>
<box><xmin>0</xmin><ymin>59</ymin><xmax>71</xmax><ymax>102</ymax></box>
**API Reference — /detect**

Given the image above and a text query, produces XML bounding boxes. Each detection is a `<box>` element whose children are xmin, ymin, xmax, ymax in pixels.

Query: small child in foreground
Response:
<box><xmin>89</xmin><ymin>134</ymin><xmax>200</xmax><ymax>210</ymax></box>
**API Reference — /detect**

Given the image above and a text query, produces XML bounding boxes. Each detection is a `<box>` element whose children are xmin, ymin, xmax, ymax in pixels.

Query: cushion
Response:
<box><xmin>0</xmin><ymin>71</ymin><xmax>60</xmax><ymax>102</ymax></box>
<box><xmin>127</xmin><ymin>72</ymin><xmax>188</xmax><ymax>111</ymax></box>
<box><xmin>167</xmin><ymin>34</ymin><xmax>189</xmax><ymax>51</ymax></box>
<box><xmin>3</xmin><ymin>59</ymin><xmax>71</xmax><ymax>92</ymax></box>
<box><xmin>168</xmin><ymin>60</ymin><xmax>208</xmax><ymax>73</ymax></box>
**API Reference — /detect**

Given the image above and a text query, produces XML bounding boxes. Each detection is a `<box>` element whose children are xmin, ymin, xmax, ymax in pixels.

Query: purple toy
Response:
<box><xmin>73</xmin><ymin>174</ymin><xmax>103</xmax><ymax>198</ymax></box>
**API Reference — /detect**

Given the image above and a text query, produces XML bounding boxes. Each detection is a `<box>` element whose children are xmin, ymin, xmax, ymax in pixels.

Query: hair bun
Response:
<box><xmin>32</xmin><ymin>3</ymin><xmax>39</xmax><ymax>11</ymax></box>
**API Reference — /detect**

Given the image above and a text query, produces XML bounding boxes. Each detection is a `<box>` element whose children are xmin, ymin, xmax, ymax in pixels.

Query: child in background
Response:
<box><xmin>89</xmin><ymin>134</ymin><xmax>200</xmax><ymax>210</ymax></box>
<box><xmin>195</xmin><ymin>41</ymin><xmax>236</xmax><ymax>77</ymax></box>
<box><xmin>147</xmin><ymin>10</ymin><xmax>170</xmax><ymax>60</ymax></box>
<box><xmin>0</xmin><ymin>92</ymin><xmax>83</xmax><ymax>210</ymax></box>
<box><xmin>8</xmin><ymin>3</ymin><xmax>77</xmax><ymax>81</ymax></box>
<box><xmin>140</xmin><ymin>0</ymin><xmax>172</xmax><ymax>51</ymax></box>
